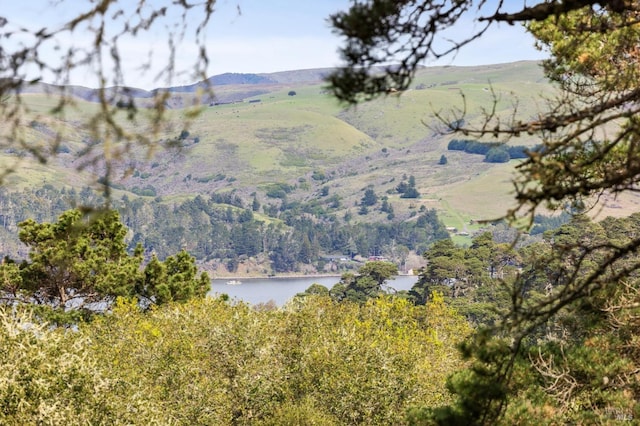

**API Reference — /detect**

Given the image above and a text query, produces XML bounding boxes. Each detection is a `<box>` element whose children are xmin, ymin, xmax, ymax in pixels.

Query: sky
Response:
<box><xmin>3</xmin><ymin>0</ymin><xmax>547</xmax><ymax>89</ymax></box>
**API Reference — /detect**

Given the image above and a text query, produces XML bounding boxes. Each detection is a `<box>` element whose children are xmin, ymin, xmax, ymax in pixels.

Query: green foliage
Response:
<box><xmin>506</xmin><ymin>145</ymin><xmax>535</xmax><ymax>160</ymax></box>
<box><xmin>265</xmin><ymin>182</ymin><xmax>294</xmax><ymax>199</ymax></box>
<box><xmin>530</xmin><ymin>211</ymin><xmax>572</xmax><ymax>235</ymax></box>
<box><xmin>361</xmin><ymin>188</ymin><xmax>378</xmax><ymax>206</ymax></box>
<box><xmin>396</xmin><ymin>175</ymin><xmax>420</xmax><ymax>198</ymax></box>
<box><xmin>412</xmin><ymin>215</ymin><xmax>640</xmax><ymax>424</ymax></box>
<box><xmin>329</xmin><ymin>1</ymin><xmax>640</xmax><ymax>422</ymax></box>
<box><xmin>0</xmin><ymin>184</ymin><xmax>450</xmax><ymax>274</ymax></box>
<box><xmin>412</xmin><ymin>233</ymin><xmax>518</xmax><ymax>325</ymax></box>
<box><xmin>0</xmin><ymin>308</ymin><xmax>126</xmax><ymax>425</ymax></box>
<box><xmin>139</xmin><ymin>250</ymin><xmax>209</xmax><ymax>305</ymax></box>
<box><xmin>295</xmin><ymin>282</ymin><xmax>330</xmax><ymax>299</ymax></box>
<box><xmin>401</xmin><ymin>186</ymin><xmax>420</xmax><ymax>199</ymax></box>
<box><xmin>0</xmin><ymin>295</ymin><xmax>470</xmax><ymax>425</ymax></box>
<box><xmin>252</xmin><ymin>195</ymin><xmax>261</xmax><ymax>211</ymax></box>
<box><xmin>16</xmin><ymin>210</ymin><xmax>141</xmax><ymax>309</ymax></box>
<box><xmin>465</xmin><ymin>141</ymin><xmax>500</xmax><ymax>156</ymax></box>
<box><xmin>311</xmin><ymin>170</ymin><xmax>326</xmax><ymax>181</ymax></box>
<box><xmin>0</xmin><ymin>209</ymin><xmax>208</xmax><ymax>321</ymax></box>
<box><xmin>449</xmin><ymin>140</ymin><xmax>537</xmax><ymax>163</ymax></box>
<box><xmin>131</xmin><ymin>185</ymin><xmax>157</xmax><ymax>196</ymax></box>
<box><xmin>448</xmin><ymin>139</ymin><xmax>471</xmax><ymax>151</ymax></box>
<box><xmin>329</xmin><ymin>261</ymin><xmax>398</xmax><ymax>303</ymax></box>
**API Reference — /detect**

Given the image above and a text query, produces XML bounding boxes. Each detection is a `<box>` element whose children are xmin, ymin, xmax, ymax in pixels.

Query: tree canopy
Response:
<box><xmin>0</xmin><ymin>209</ymin><xmax>209</xmax><ymax>323</ymax></box>
<box><xmin>0</xmin><ymin>294</ymin><xmax>471</xmax><ymax>425</ymax></box>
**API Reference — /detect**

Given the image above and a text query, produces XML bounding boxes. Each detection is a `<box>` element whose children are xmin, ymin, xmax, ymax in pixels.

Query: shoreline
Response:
<box><xmin>212</xmin><ymin>272</ymin><xmax>417</xmax><ymax>281</ymax></box>
<box><xmin>212</xmin><ymin>274</ymin><xmax>341</xmax><ymax>281</ymax></box>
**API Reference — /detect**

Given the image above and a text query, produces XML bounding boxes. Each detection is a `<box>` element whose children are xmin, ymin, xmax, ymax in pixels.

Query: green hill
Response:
<box><xmin>3</xmin><ymin>60</ymin><xmax>636</xmax><ymax>241</ymax></box>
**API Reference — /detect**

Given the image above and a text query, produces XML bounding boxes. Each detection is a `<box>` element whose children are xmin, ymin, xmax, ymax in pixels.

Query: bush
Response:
<box><xmin>311</xmin><ymin>170</ymin><xmax>325</xmax><ymax>181</ymax></box>
<box><xmin>265</xmin><ymin>182</ymin><xmax>294</xmax><ymax>199</ymax></box>
<box><xmin>132</xmin><ymin>185</ymin><xmax>157</xmax><ymax>196</ymax></box>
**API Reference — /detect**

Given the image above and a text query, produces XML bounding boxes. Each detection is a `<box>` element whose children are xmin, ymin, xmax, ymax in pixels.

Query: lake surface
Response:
<box><xmin>209</xmin><ymin>275</ymin><xmax>420</xmax><ymax>305</ymax></box>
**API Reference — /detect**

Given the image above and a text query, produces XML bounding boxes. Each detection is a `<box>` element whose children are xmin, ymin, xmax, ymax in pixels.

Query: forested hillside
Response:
<box><xmin>0</xmin><ymin>61</ymin><xmax>580</xmax><ymax>274</ymax></box>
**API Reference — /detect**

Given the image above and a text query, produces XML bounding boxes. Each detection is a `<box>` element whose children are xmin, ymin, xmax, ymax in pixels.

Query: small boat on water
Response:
<box><xmin>226</xmin><ymin>279</ymin><xmax>242</xmax><ymax>286</ymax></box>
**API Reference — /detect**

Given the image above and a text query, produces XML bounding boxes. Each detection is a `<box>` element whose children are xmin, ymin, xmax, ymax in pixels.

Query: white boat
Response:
<box><xmin>226</xmin><ymin>280</ymin><xmax>242</xmax><ymax>286</ymax></box>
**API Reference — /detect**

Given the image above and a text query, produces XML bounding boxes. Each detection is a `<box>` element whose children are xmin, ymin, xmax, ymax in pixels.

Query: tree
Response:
<box><xmin>139</xmin><ymin>250</ymin><xmax>210</xmax><ymax>305</ymax></box>
<box><xmin>288</xmin><ymin>90</ymin><xmax>297</xmax><ymax>96</ymax></box>
<box><xmin>295</xmin><ymin>283</ymin><xmax>330</xmax><ymax>299</ymax></box>
<box><xmin>361</xmin><ymin>188</ymin><xmax>378</xmax><ymax>206</ymax></box>
<box><xmin>252</xmin><ymin>195</ymin><xmax>261</xmax><ymax>212</ymax></box>
<box><xmin>438</xmin><ymin>154</ymin><xmax>448</xmax><ymax>165</ymax></box>
<box><xmin>400</xmin><ymin>186</ymin><xmax>420</xmax><ymax>199</ymax></box>
<box><xmin>329</xmin><ymin>261</ymin><xmax>398</xmax><ymax>303</ymax></box>
<box><xmin>0</xmin><ymin>209</ymin><xmax>209</xmax><ymax>321</ymax></box>
<box><xmin>16</xmin><ymin>210</ymin><xmax>143</xmax><ymax>310</ymax></box>
<box><xmin>358</xmin><ymin>261</ymin><xmax>398</xmax><ymax>287</ymax></box>
<box><xmin>328</xmin><ymin>0</ymin><xmax>640</xmax><ymax>423</ymax></box>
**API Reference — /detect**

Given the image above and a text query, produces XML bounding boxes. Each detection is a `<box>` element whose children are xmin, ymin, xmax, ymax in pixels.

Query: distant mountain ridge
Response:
<box><xmin>153</xmin><ymin>69</ymin><xmax>333</xmax><ymax>93</ymax></box>
<box><xmin>15</xmin><ymin>68</ymin><xmax>334</xmax><ymax>104</ymax></box>
<box><xmin>208</xmin><ymin>73</ymin><xmax>278</xmax><ymax>86</ymax></box>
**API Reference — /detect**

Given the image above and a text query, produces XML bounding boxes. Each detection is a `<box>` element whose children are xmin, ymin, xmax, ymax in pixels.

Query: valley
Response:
<box><xmin>2</xmin><ymin>60</ymin><xmax>638</xmax><ymax>275</ymax></box>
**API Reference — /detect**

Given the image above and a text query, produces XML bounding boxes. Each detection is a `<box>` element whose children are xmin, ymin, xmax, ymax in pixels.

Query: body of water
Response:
<box><xmin>209</xmin><ymin>275</ymin><xmax>420</xmax><ymax>305</ymax></box>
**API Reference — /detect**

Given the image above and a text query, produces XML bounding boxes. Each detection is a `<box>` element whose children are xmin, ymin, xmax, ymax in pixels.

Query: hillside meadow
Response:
<box><xmin>0</xmin><ymin>61</ymin><xmax>574</xmax><ymax>228</ymax></box>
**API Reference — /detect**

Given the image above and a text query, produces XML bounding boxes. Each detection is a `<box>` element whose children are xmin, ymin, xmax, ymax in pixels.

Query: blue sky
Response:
<box><xmin>4</xmin><ymin>0</ymin><xmax>547</xmax><ymax>89</ymax></box>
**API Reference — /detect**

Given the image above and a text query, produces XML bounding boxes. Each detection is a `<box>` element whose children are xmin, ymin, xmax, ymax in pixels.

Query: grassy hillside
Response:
<box><xmin>3</xmin><ymin>60</ymin><xmax>636</xmax><ymax>233</ymax></box>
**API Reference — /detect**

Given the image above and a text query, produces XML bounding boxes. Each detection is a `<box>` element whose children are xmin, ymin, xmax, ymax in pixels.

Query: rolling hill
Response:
<box><xmin>3</xmin><ymin>60</ymin><xmax>638</xmax><ymax>239</ymax></box>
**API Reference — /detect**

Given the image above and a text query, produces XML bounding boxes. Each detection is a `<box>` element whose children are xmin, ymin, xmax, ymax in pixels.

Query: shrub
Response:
<box><xmin>312</xmin><ymin>170</ymin><xmax>325</xmax><ymax>181</ymax></box>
